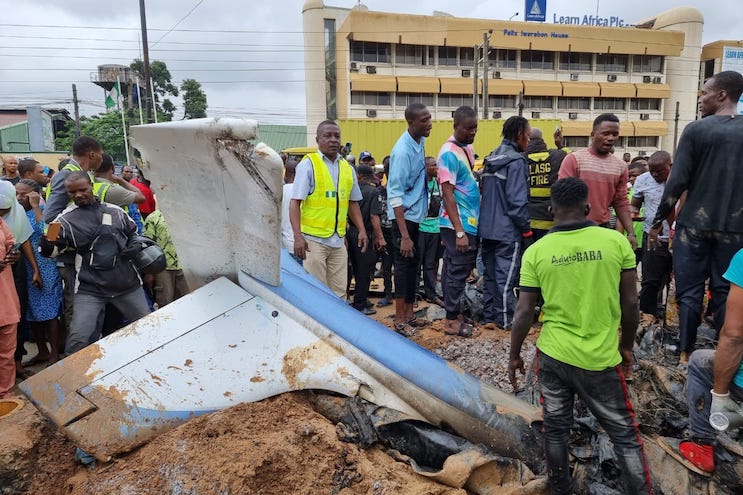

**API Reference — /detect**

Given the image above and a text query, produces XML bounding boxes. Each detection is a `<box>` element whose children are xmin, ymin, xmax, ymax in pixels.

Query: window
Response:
<box><xmin>489</xmin><ymin>95</ymin><xmax>516</xmax><ymax>108</ymax></box>
<box><xmin>557</xmin><ymin>97</ymin><xmax>590</xmax><ymax>109</ymax></box>
<box><xmin>563</xmin><ymin>136</ymin><xmax>590</xmax><ymax>148</ymax></box>
<box><xmin>397</xmin><ymin>93</ymin><xmax>434</xmax><ymax>107</ymax></box>
<box><xmin>350</xmin><ymin>41</ymin><xmax>390</xmax><ymax>63</ymax></box>
<box><xmin>438</xmin><ymin>94</ymin><xmax>471</xmax><ymax>108</ymax></box>
<box><xmin>350</xmin><ymin>92</ymin><xmax>392</xmax><ymax>106</ymax></box>
<box><xmin>396</xmin><ymin>44</ymin><xmax>426</xmax><ymax>65</ymax></box>
<box><xmin>559</xmin><ymin>52</ymin><xmax>592</xmax><ymax>71</ymax></box>
<box><xmin>438</xmin><ymin>46</ymin><xmax>458</xmax><ymax>66</ymax></box>
<box><xmin>489</xmin><ymin>49</ymin><xmax>517</xmax><ymax>69</ymax></box>
<box><xmin>631</xmin><ymin>98</ymin><xmax>661</xmax><ymax>111</ymax></box>
<box><xmin>460</xmin><ymin>47</ymin><xmax>475</xmax><ymax>67</ymax></box>
<box><xmin>521</xmin><ymin>50</ymin><xmax>554</xmax><ymax>70</ymax></box>
<box><xmin>633</xmin><ymin>55</ymin><xmax>663</xmax><ymax>73</ymax></box>
<box><xmin>627</xmin><ymin>136</ymin><xmax>658</xmax><ymax>147</ymax></box>
<box><xmin>594</xmin><ymin>97</ymin><xmax>626</xmax><ymax>110</ymax></box>
<box><xmin>523</xmin><ymin>96</ymin><xmax>554</xmax><ymax>109</ymax></box>
<box><xmin>596</xmin><ymin>54</ymin><xmax>628</xmax><ymax>72</ymax></box>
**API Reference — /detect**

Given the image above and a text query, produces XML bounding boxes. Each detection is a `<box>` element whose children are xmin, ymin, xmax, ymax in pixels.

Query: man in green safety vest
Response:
<box><xmin>289</xmin><ymin>120</ymin><xmax>368</xmax><ymax>298</ymax></box>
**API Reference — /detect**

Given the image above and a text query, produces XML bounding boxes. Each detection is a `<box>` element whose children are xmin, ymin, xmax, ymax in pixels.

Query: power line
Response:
<box><xmin>151</xmin><ymin>0</ymin><xmax>205</xmax><ymax>47</ymax></box>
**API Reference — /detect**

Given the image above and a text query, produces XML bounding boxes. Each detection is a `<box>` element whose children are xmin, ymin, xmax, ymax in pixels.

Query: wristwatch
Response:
<box><xmin>456</xmin><ymin>231</ymin><xmax>465</xmax><ymax>239</ymax></box>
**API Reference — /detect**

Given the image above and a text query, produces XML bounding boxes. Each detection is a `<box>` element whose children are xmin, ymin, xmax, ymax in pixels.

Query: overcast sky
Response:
<box><xmin>0</xmin><ymin>0</ymin><xmax>738</xmax><ymax>125</ymax></box>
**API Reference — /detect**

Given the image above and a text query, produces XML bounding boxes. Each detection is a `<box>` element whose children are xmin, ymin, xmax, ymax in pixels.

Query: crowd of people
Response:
<box><xmin>0</xmin><ymin>136</ymin><xmax>189</xmax><ymax>402</ymax></box>
<box><xmin>285</xmin><ymin>71</ymin><xmax>743</xmax><ymax>492</ymax></box>
<box><xmin>1</xmin><ymin>70</ymin><xmax>743</xmax><ymax>490</ymax></box>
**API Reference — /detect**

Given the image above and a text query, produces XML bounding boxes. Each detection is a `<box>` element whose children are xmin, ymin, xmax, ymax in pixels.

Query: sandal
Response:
<box><xmin>444</xmin><ymin>321</ymin><xmax>474</xmax><ymax>338</ymax></box>
<box><xmin>393</xmin><ymin>322</ymin><xmax>417</xmax><ymax>337</ymax></box>
<box><xmin>407</xmin><ymin>317</ymin><xmax>428</xmax><ymax>327</ymax></box>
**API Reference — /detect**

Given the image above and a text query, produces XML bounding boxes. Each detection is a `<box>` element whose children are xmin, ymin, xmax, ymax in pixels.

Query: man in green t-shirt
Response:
<box><xmin>509</xmin><ymin>177</ymin><xmax>652</xmax><ymax>494</ymax></box>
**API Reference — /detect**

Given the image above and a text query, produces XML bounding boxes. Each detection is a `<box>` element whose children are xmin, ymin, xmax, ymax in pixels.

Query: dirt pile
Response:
<box><xmin>61</xmin><ymin>393</ymin><xmax>464</xmax><ymax>495</ymax></box>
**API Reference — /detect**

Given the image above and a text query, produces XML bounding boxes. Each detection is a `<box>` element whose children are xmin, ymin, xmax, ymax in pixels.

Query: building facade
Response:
<box><xmin>302</xmin><ymin>2</ymin><xmax>704</xmax><ymax>158</ymax></box>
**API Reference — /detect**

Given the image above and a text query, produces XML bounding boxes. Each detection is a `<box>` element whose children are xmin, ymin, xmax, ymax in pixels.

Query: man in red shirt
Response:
<box><xmin>558</xmin><ymin>113</ymin><xmax>636</xmax><ymax>250</ymax></box>
<box><xmin>127</xmin><ymin>168</ymin><xmax>156</xmax><ymax>218</ymax></box>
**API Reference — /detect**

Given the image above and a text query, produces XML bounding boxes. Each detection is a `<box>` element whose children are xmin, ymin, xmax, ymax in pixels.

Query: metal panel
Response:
<box><xmin>635</xmin><ymin>83</ymin><xmax>671</xmax><ymax>99</ymax></box>
<box><xmin>488</xmin><ymin>79</ymin><xmax>524</xmax><ymax>96</ymax></box>
<box><xmin>350</xmin><ymin>74</ymin><xmax>397</xmax><ymax>92</ymax></box>
<box><xmin>439</xmin><ymin>78</ymin><xmax>476</xmax><ymax>94</ymax></box>
<box><xmin>631</xmin><ymin>120</ymin><xmax>669</xmax><ymax>136</ymax></box>
<box><xmin>599</xmin><ymin>83</ymin><xmax>637</xmax><ymax>98</ymax></box>
<box><xmin>523</xmin><ymin>80</ymin><xmax>563</xmax><ymax>97</ymax></box>
<box><xmin>131</xmin><ymin>118</ymin><xmax>283</xmax><ymax>288</ymax></box>
<box><xmin>560</xmin><ymin>121</ymin><xmax>594</xmax><ymax>137</ymax></box>
<box><xmin>396</xmin><ymin>76</ymin><xmax>440</xmax><ymax>93</ymax></box>
<box><xmin>561</xmin><ymin>82</ymin><xmax>600</xmax><ymax>97</ymax></box>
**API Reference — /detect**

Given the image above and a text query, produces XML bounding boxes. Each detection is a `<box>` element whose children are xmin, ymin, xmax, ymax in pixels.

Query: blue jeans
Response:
<box><xmin>481</xmin><ymin>238</ymin><xmax>521</xmax><ymax>327</ymax></box>
<box><xmin>673</xmin><ymin>226</ymin><xmax>743</xmax><ymax>352</ymax></box>
<box><xmin>687</xmin><ymin>349</ymin><xmax>743</xmax><ymax>444</ymax></box>
<box><xmin>537</xmin><ymin>352</ymin><xmax>653</xmax><ymax>495</ymax></box>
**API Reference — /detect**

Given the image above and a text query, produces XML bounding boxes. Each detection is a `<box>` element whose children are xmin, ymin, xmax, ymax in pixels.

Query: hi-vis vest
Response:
<box><xmin>92</xmin><ymin>181</ymin><xmax>111</xmax><ymax>201</ymax></box>
<box><xmin>45</xmin><ymin>162</ymin><xmax>83</xmax><ymax>201</ymax></box>
<box><xmin>527</xmin><ymin>151</ymin><xmax>554</xmax><ymax>230</ymax></box>
<box><xmin>301</xmin><ymin>152</ymin><xmax>353</xmax><ymax>238</ymax></box>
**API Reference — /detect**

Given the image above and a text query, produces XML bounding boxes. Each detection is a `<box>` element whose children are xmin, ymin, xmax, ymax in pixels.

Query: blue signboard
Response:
<box><xmin>525</xmin><ymin>0</ymin><xmax>546</xmax><ymax>22</ymax></box>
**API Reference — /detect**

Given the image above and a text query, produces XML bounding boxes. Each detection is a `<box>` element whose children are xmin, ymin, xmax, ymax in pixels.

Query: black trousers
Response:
<box><xmin>392</xmin><ymin>220</ymin><xmax>420</xmax><ymax>303</ymax></box>
<box><xmin>348</xmin><ymin>230</ymin><xmax>377</xmax><ymax>309</ymax></box>
<box><xmin>379</xmin><ymin>227</ymin><xmax>394</xmax><ymax>299</ymax></box>
<box><xmin>440</xmin><ymin>229</ymin><xmax>479</xmax><ymax>319</ymax></box>
<box><xmin>417</xmin><ymin>230</ymin><xmax>441</xmax><ymax>300</ymax></box>
<box><xmin>639</xmin><ymin>235</ymin><xmax>672</xmax><ymax>316</ymax></box>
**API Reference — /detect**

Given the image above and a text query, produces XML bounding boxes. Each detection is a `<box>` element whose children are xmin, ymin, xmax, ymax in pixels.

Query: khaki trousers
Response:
<box><xmin>303</xmin><ymin>239</ymin><xmax>348</xmax><ymax>298</ymax></box>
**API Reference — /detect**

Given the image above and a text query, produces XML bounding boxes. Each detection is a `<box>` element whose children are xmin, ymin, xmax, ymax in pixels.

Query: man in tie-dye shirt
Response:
<box><xmin>437</xmin><ymin>105</ymin><xmax>480</xmax><ymax>337</ymax></box>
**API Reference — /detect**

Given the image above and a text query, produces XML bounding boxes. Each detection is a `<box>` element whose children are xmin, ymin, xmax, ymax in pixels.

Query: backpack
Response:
<box><xmin>88</xmin><ymin>211</ymin><xmax>120</xmax><ymax>270</ymax></box>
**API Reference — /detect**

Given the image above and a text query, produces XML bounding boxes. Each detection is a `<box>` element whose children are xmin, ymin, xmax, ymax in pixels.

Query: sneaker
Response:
<box><xmin>657</xmin><ymin>437</ymin><xmax>714</xmax><ymax>476</ymax></box>
<box><xmin>357</xmin><ymin>306</ymin><xmax>377</xmax><ymax>316</ymax></box>
<box><xmin>377</xmin><ymin>297</ymin><xmax>392</xmax><ymax>307</ymax></box>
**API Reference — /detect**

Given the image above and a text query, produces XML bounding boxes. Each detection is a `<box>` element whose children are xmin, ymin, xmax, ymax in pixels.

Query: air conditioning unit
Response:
<box><xmin>461</xmin><ymin>69</ymin><xmax>472</xmax><ymax>77</ymax></box>
<box><xmin>493</xmin><ymin>71</ymin><xmax>502</xmax><ymax>79</ymax></box>
<box><xmin>638</xmin><ymin>150</ymin><xmax>647</xmax><ymax>156</ymax></box>
<box><xmin>570</xmin><ymin>73</ymin><xmax>579</xmax><ymax>81</ymax></box>
<box><xmin>350</xmin><ymin>62</ymin><xmax>359</xmax><ymax>72</ymax></box>
<box><xmin>639</xmin><ymin>113</ymin><xmax>650</xmax><ymax>120</ymax></box>
<box><xmin>531</xmin><ymin>111</ymin><xmax>541</xmax><ymax>119</ymax></box>
<box><xmin>366</xmin><ymin>109</ymin><xmax>378</xmax><ymax>118</ymax></box>
<box><xmin>607</xmin><ymin>74</ymin><xmax>617</xmax><ymax>82</ymax></box>
<box><xmin>653</xmin><ymin>76</ymin><xmax>662</xmax><ymax>84</ymax></box>
<box><xmin>568</xmin><ymin>112</ymin><xmax>578</xmax><ymax>120</ymax></box>
<box><xmin>642</xmin><ymin>75</ymin><xmax>652</xmax><ymax>83</ymax></box>
<box><xmin>492</xmin><ymin>111</ymin><xmax>502</xmax><ymax>119</ymax></box>
<box><xmin>366</xmin><ymin>65</ymin><xmax>377</xmax><ymax>74</ymax></box>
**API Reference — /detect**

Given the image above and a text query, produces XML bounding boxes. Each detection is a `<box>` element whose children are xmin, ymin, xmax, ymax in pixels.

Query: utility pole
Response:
<box><xmin>472</xmin><ymin>44</ymin><xmax>479</xmax><ymax>114</ymax></box>
<box><xmin>482</xmin><ymin>31</ymin><xmax>491</xmax><ymax>120</ymax></box>
<box><xmin>71</xmin><ymin>84</ymin><xmax>81</xmax><ymax>138</ymax></box>
<box><xmin>139</xmin><ymin>0</ymin><xmax>153</xmax><ymax>123</ymax></box>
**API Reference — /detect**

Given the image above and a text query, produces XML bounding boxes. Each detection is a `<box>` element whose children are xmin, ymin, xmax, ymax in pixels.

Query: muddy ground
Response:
<box><xmin>2</xmin><ymin>290</ymin><xmax>741</xmax><ymax>494</ymax></box>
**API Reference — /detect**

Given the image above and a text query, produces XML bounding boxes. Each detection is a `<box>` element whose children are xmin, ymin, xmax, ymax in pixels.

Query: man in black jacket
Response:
<box><xmin>44</xmin><ymin>171</ymin><xmax>150</xmax><ymax>355</ymax></box>
<box><xmin>524</xmin><ymin>128</ymin><xmax>568</xmax><ymax>240</ymax></box>
<box><xmin>650</xmin><ymin>71</ymin><xmax>743</xmax><ymax>364</ymax></box>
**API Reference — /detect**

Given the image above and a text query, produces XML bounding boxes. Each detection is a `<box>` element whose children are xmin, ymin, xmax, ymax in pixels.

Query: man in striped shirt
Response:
<box><xmin>558</xmin><ymin>113</ymin><xmax>636</xmax><ymax>251</ymax></box>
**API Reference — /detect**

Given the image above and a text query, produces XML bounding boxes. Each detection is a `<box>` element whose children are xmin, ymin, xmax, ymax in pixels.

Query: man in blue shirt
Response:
<box><xmin>387</xmin><ymin>103</ymin><xmax>432</xmax><ymax>335</ymax></box>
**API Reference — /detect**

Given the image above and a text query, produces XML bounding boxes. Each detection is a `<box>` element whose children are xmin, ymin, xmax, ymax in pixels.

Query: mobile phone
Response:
<box><xmin>46</xmin><ymin>222</ymin><xmax>62</xmax><ymax>242</ymax></box>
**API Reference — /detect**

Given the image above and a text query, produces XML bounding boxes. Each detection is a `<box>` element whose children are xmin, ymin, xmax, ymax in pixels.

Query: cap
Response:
<box><xmin>359</xmin><ymin>151</ymin><xmax>374</xmax><ymax>161</ymax></box>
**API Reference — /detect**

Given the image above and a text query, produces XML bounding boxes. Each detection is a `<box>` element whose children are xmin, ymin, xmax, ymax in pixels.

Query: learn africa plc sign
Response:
<box><xmin>525</xmin><ymin>0</ymin><xmax>546</xmax><ymax>22</ymax></box>
<box><xmin>721</xmin><ymin>46</ymin><xmax>743</xmax><ymax>115</ymax></box>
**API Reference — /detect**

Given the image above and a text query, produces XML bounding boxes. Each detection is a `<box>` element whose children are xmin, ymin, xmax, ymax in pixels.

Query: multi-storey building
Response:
<box><xmin>302</xmin><ymin>1</ymin><xmax>705</xmax><ymax>157</ymax></box>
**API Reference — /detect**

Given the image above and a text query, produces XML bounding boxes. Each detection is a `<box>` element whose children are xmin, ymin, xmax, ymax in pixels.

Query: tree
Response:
<box><xmin>181</xmin><ymin>79</ymin><xmax>208</xmax><ymax>119</ymax></box>
<box><xmin>55</xmin><ymin>111</ymin><xmax>145</xmax><ymax>162</ymax></box>
<box><xmin>130</xmin><ymin>59</ymin><xmax>179</xmax><ymax>121</ymax></box>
